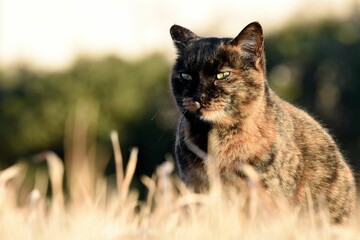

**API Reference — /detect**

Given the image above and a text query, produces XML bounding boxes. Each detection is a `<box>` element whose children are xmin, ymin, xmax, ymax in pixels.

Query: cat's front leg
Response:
<box><xmin>175</xmin><ymin>133</ymin><xmax>209</xmax><ymax>192</ymax></box>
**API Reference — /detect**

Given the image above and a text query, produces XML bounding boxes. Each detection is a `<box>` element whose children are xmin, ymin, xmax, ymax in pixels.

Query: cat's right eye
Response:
<box><xmin>180</xmin><ymin>73</ymin><xmax>193</xmax><ymax>81</ymax></box>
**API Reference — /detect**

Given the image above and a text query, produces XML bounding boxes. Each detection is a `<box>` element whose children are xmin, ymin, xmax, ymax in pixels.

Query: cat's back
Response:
<box><xmin>272</xmin><ymin>91</ymin><xmax>343</xmax><ymax>159</ymax></box>
<box><xmin>276</xmin><ymin>93</ymin><xmax>337</xmax><ymax>148</ymax></box>
<box><xmin>273</xmin><ymin>92</ymin><xmax>356</xmax><ymax>222</ymax></box>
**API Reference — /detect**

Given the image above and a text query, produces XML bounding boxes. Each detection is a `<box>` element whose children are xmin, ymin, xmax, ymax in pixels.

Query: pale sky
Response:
<box><xmin>0</xmin><ymin>0</ymin><xmax>356</xmax><ymax>70</ymax></box>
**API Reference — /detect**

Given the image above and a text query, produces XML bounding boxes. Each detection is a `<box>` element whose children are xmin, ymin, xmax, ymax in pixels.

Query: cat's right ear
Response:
<box><xmin>170</xmin><ymin>25</ymin><xmax>198</xmax><ymax>48</ymax></box>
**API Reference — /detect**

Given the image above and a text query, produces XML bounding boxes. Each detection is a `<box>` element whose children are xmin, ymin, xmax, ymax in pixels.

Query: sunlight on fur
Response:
<box><xmin>0</xmin><ymin>108</ymin><xmax>358</xmax><ymax>239</ymax></box>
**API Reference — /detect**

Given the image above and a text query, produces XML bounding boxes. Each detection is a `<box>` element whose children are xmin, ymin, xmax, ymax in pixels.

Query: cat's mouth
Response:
<box><xmin>182</xmin><ymin>97</ymin><xmax>230</xmax><ymax>123</ymax></box>
<box><xmin>182</xmin><ymin>98</ymin><xmax>202</xmax><ymax>112</ymax></box>
<box><xmin>182</xmin><ymin>97</ymin><xmax>223</xmax><ymax>115</ymax></box>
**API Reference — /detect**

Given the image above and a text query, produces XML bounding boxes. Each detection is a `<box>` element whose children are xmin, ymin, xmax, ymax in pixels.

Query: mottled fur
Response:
<box><xmin>169</xmin><ymin>22</ymin><xmax>356</xmax><ymax>223</ymax></box>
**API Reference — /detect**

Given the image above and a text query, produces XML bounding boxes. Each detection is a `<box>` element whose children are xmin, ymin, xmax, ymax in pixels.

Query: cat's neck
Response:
<box><xmin>207</xmin><ymin>84</ymin><xmax>276</xmax><ymax>166</ymax></box>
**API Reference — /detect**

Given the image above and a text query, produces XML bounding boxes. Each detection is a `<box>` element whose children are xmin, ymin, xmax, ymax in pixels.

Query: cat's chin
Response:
<box><xmin>198</xmin><ymin>108</ymin><xmax>234</xmax><ymax>125</ymax></box>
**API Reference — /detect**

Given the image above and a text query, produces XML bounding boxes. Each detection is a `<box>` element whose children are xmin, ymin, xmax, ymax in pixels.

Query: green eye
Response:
<box><xmin>216</xmin><ymin>71</ymin><xmax>230</xmax><ymax>80</ymax></box>
<box><xmin>181</xmin><ymin>73</ymin><xmax>193</xmax><ymax>81</ymax></box>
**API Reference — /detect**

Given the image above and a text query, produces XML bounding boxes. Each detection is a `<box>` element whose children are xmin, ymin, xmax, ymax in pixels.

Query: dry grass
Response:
<box><xmin>0</xmin><ymin>108</ymin><xmax>359</xmax><ymax>239</ymax></box>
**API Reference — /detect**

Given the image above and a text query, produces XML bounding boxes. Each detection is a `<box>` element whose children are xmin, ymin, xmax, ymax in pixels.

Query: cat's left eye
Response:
<box><xmin>216</xmin><ymin>71</ymin><xmax>231</xmax><ymax>80</ymax></box>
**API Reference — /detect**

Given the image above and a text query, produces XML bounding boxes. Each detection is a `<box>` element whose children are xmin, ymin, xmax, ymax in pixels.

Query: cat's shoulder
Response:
<box><xmin>269</xmin><ymin>89</ymin><xmax>316</xmax><ymax>122</ymax></box>
<box><xmin>272</xmin><ymin>91</ymin><xmax>333</xmax><ymax>141</ymax></box>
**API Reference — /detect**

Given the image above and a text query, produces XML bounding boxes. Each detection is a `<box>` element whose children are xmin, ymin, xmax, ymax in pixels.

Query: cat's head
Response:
<box><xmin>170</xmin><ymin>22</ymin><xmax>267</xmax><ymax>126</ymax></box>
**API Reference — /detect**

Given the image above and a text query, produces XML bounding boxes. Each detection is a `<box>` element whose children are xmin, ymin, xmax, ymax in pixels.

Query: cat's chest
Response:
<box><xmin>207</xmin><ymin>127</ymin><xmax>240</xmax><ymax>169</ymax></box>
<box><xmin>206</xmin><ymin>125</ymin><xmax>274</xmax><ymax>170</ymax></box>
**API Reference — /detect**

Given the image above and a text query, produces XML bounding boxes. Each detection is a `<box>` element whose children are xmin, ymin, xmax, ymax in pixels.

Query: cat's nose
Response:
<box><xmin>199</xmin><ymin>93</ymin><xmax>207</xmax><ymax>103</ymax></box>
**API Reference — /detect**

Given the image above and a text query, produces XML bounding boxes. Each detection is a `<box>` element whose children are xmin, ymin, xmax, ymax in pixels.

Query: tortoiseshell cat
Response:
<box><xmin>169</xmin><ymin>22</ymin><xmax>356</xmax><ymax>223</ymax></box>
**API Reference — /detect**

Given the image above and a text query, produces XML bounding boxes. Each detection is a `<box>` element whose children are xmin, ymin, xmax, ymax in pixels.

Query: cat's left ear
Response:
<box><xmin>170</xmin><ymin>25</ymin><xmax>199</xmax><ymax>48</ymax></box>
<box><xmin>230</xmin><ymin>22</ymin><xmax>264</xmax><ymax>59</ymax></box>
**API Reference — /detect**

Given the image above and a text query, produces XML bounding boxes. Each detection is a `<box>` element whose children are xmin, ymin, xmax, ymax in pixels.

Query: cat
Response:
<box><xmin>169</xmin><ymin>21</ymin><xmax>356</xmax><ymax>223</ymax></box>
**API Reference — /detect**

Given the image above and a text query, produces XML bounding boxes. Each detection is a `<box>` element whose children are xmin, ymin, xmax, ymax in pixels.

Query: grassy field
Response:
<box><xmin>0</xmin><ymin>116</ymin><xmax>359</xmax><ymax>240</ymax></box>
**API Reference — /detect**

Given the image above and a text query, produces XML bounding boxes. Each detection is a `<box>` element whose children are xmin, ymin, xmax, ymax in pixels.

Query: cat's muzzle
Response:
<box><xmin>182</xmin><ymin>98</ymin><xmax>201</xmax><ymax>112</ymax></box>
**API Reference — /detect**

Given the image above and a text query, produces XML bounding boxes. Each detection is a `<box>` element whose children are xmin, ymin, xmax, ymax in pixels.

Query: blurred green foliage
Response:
<box><xmin>0</xmin><ymin>15</ymin><xmax>359</xmax><ymax>179</ymax></box>
<box><xmin>0</xmin><ymin>54</ymin><xmax>175</xmax><ymax>177</ymax></box>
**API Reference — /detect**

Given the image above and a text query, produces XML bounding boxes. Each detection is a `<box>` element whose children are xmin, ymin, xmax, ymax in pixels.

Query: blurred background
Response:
<box><xmin>0</xmin><ymin>0</ymin><xmax>360</xmax><ymax>191</ymax></box>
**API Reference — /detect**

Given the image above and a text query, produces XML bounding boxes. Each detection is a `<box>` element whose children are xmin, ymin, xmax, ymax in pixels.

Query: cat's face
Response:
<box><xmin>170</xmin><ymin>22</ymin><xmax>266</xmax><ymax>126</ymax></box>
